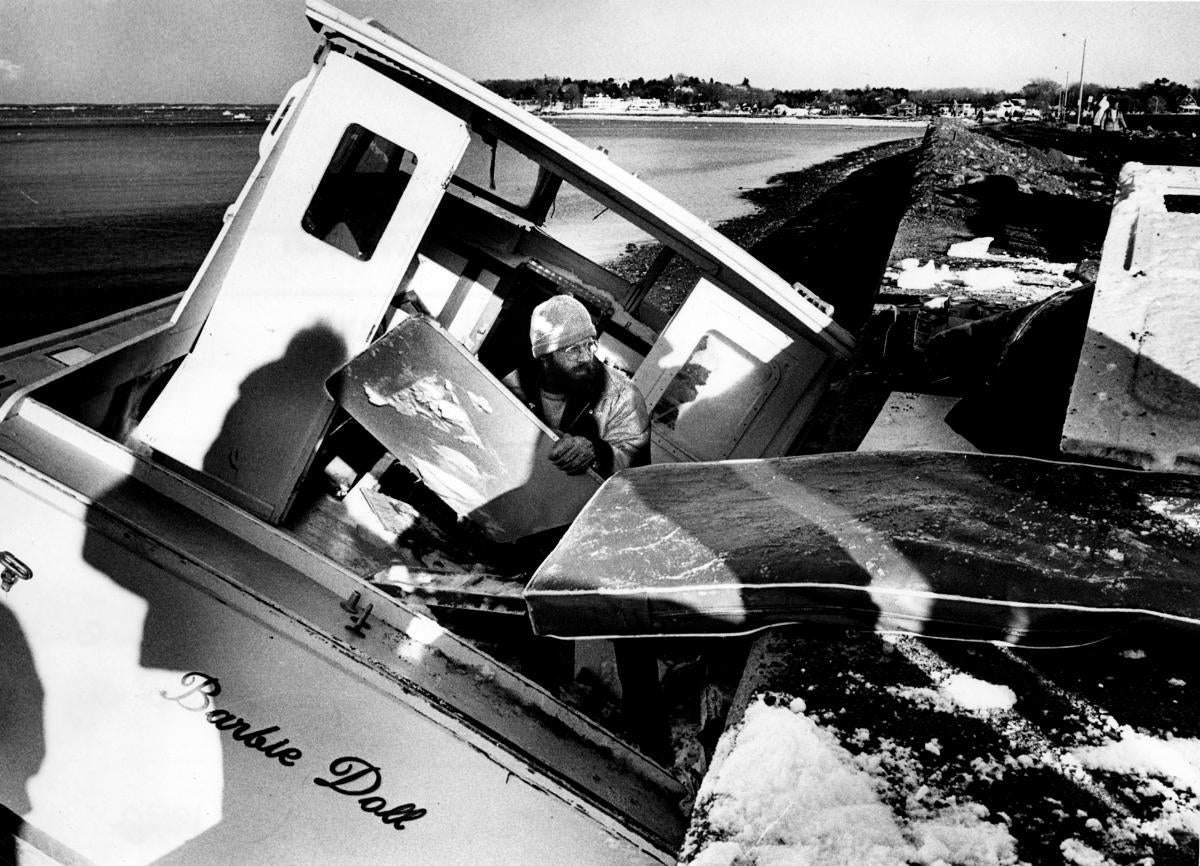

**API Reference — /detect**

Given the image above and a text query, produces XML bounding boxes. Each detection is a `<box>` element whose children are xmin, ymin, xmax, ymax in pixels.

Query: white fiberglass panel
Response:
<box><xmin>0</xmin><ymin>472</ymin><xmax>665</xmax><ymax>865</ymax></box>
<box><xmin>635</xmin><ymin>279</ymin><xmax>828</xmax><ymax>462</ymax></box>
<box><xmin>132</xmin><ymin>52</ymin><xmax>470</xmax><ymax>521</ymax></box>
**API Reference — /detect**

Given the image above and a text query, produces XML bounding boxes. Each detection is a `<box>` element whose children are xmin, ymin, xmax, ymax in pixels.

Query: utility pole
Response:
<box><xmin>1075</xmin><ymin>38</ymin><xmax>1087</xmax><ymax>126</ymax></box>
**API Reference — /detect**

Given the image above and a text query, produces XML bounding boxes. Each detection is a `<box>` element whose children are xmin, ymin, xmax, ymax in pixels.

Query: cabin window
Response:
<box><xmin>302</xmin><ymin>123</ymin><xmax>417</xmax><ymax>260</ymax></box>
<box><xmin>1165</xmin><ymin>193</ymin><xmax>1200</xmax><ymax>214</ymax></box>
<box><xmin>450</xmin><ymin>129</ymin><xmax>544</xmax><ymax>211</ymax></box>
<box><xmin>540</xmin><ymin>176</ymin><xmax>658</xmax><ymax>265</ymax></box>
<box><xmin>650</xmin><ymin>331</ymin><xmax>781</xmax><ymax>460</ymax></box>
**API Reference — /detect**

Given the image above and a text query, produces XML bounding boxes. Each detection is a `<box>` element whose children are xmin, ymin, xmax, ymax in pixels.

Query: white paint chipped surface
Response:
<box><xmin>1063</xmin><ymin>162</ymin><xmax>1200</xmax><ymax>472</ymax></box>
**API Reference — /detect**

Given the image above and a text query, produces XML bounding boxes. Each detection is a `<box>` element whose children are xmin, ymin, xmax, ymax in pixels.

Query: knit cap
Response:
<box><xmin>529</xmin><ymin>295</ymin><xmax>596</xmax><ymax>358</ymax></box>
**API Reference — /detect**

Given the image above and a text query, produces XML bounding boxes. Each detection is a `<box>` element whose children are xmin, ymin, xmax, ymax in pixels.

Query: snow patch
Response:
<box><xmin>694</xmin><ymin>699</ymin><xmax>909</xmax><ymax>864</ymax></box>
<box><xmin>686</xmin><ymin>696</ymin><xmax>1019</xmax><ymax>865</ymax></box>
<box><xmin>893</xmin><ymin>259</ymin><xmax>1028</xmax><ymax>293</ymax></box>
<box><xmin>889</xmin><ymin>255</ymin><xmax>1072</xmax><ymax>299</ymax></box>
<box><xmin>910</xmin><ymin>804</ymin><xmax>1017</xmax><ymax>866</ymax></box>
<box><xmin>947</xmin><ymin>236</ymin><xmax>995</xmax><ymax>257</ymax></box>
<box><xmin>940</xmin><ymin>673</ymin><xmax>1018</xmax><ymax>712</ymax></box>
<box><xmin>1072</xmin><ymin>729</ymin><xmax>1200</xmax><ymax>794</ymax></box>
<box><xmin>890</xmin><ymin>674</ymin><xmax>1016</xmax><ymax>715</ymax></box>
<box><xmin>1060</xmin><ymin>837</ymin><xmax>1111</xmax><ymax>865</ymax></box>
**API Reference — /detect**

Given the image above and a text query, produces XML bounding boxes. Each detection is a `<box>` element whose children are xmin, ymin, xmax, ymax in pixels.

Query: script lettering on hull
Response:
<box><xmin>162</xmin><ymin>671</ymin><xmax>427</xmax><ymax>833</ymax></box>
<box><xmin>314</xmin><ymin>756</ymin><xmax>428</xmax><ymax>829</ymax></box>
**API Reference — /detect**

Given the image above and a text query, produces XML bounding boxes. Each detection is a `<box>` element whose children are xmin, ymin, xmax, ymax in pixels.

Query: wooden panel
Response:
<box><xmin>131</xmin><ymin>53</ymin><xmax>470</xmax><ymax>521</ymax></box>
<box><xmin>525</xmin><ymin>451</ymin><xmax>1200</xmax><ymax>644</ymax></box>
<box><xmin>328</xmin><ymin>316</ymin><xmax>601</xmax><ymax>542</ymax></box>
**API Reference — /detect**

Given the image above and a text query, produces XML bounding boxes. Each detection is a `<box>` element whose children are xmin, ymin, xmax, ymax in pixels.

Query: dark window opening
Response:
<box><xmin>1165</xmin><ymin>194</ymin><xmax>1200</xmax><ymax>214</ymax></box>
<box><xmin>302</xmin><ymin>124</ymin><xmax>416</xmax><ymax>260</ymax></box>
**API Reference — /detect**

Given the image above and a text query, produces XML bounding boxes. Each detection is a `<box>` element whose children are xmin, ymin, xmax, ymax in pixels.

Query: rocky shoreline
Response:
<box><xmin>609</xmin><ymin>135</ymin><xmax>925</xmax><ymax>328</ymax></box>
<box><xmin>711</xmin><ymin>117</ymin><xmax>1197</xmax><ymax>457</ymax></box>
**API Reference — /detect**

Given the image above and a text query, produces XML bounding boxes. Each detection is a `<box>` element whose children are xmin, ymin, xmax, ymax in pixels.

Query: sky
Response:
<box><xmin>0</xmin><ymin>1</ymin><xmax>1197</xmax><ymax>104</ymax></box>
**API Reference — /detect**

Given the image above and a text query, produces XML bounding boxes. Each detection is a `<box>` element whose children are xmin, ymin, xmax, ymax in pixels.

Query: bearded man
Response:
<box><xmin>503</xmin><ymin>295</ymin><xmax>650</xmax><ymax>478</ymax></box>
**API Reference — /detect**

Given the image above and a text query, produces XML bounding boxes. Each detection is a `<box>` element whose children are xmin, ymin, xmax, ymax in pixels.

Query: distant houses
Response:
<box><xmin>518</xmin><ymin>94</ymin><xmax>682</xmax><ymax>115</ymax></box>
<box><xmin>516</xmin><ymin>91</ymin><xmax>1056</xmax><ymax>121</ymax></box>
<box><xmin>936</xmin><ymin>101</ymin><xmax>974</xmax><ymax>117</ymax></box>
<box><xmin>511</xmin><ymin>88</ymin><xmax>1082</xmax><ymax>123</ymax></box>
<box><xmin>769</xmin><ymin>102</ymin><xmax>852</xmax><ymax>117</ymax></box>
<box><xmin>770</xmin><ymin>104</ymin><xmax>813</xmax><ymax>117</ymax></box>
<box><xmin>487</xmin><ymin>73</ymin><xmax>1200</xmax><ymax>124</ymax></box>
<box><xmin>580</xmin><ymin>94</ymin><xmax>670</xmax><ymax>113</ymax></box>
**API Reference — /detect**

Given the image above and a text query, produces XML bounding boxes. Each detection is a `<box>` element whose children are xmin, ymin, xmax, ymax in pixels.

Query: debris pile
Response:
<box><xmin>911</xmin><ymin>119</ymin><xmax>1097</xmax><ymax>204</ymax></box>
<box><xmin>886</xmin><ymin>118</ymin><xmax>1110</xmax><ymax>294</ymax></box>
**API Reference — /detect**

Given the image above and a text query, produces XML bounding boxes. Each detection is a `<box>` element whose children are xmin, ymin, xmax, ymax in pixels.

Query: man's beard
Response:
<box><xmin>542</xmin><ymin>355</ymin><xmax>601</xmax><ymax>396</ymax></box>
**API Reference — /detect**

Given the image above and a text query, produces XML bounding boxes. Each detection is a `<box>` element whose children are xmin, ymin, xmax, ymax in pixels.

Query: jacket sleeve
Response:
<box><xmin>592</xmin><ymin>372</ymin><xmax>651</xmax><ymax>477</ymax></box>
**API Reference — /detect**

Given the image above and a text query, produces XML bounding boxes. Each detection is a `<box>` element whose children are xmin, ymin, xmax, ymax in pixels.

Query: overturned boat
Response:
<box><xmin>3</xmin><ymin>2</ymin><xmax>1200</xmax><ymax>863</ymax></box>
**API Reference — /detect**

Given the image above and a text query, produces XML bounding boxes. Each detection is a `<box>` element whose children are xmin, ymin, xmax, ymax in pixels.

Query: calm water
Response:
<box><xmin>0</xmin><ymin>124</ymin><xmax>264</xmax><ymax>228</ymax></box>
<box><xmin>546</xmin><ymin>118</ymin><xmax>919</xmax><ymax>258</ymax></box>
<box><xmin>0</xmin><ymin>118</ymin><xmax>919</xmax><ymax>256</ymax></box>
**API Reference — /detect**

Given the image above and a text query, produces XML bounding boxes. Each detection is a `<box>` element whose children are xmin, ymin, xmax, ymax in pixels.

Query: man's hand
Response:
<box><xmin>549</xmin><ymin>435</ymin><xmax>595</xmax><ymax>475</ymax></box>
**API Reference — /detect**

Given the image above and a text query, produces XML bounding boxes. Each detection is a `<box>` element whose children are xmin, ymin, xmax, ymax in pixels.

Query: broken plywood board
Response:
<box><xmin>1063</xmin><ymin>162</ymin><xmax>1200</xmax><ymax>473</ymax></box>
<box><xmin>525</xmin><ymin>451</ymin><xmax>1200</xmax><ymax>645</ymax></box>
<box><xmin>328</xmin><ymin>316</ymin><xmax>601</xmax><ymax>543</ymax></box>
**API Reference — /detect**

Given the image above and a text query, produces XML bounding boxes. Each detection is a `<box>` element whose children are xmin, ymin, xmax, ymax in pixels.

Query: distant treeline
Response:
<box><xmin>484</xmin><ymin>74</ymin><xmax>1200</xmax><ymax>115</ymax></box>
<box><xmin>483</xmin><ymin>74</ymin><xmax>912</xmax><ymax>113</ymax></box>
<box><xmin>1004</xmin><ymin>77</ymin><xmax>1199</xmax><ymax>115</ymax></box>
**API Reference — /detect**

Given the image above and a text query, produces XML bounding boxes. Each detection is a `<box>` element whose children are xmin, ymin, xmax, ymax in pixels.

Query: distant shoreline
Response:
<box><xmin>0</xmin><ymin>103</ymin><xmax>929</xmax><ymax>131</ymax></box>
<box><xmin>548</xmin><ymin>113</ymin><xmax>928</xmax><ymax>129</ymax></box>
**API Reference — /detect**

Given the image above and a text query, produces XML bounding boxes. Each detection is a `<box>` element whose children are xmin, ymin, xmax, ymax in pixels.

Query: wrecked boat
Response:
<box><xmin>0</xmin><ymin>2</ymin><xmax>849</xmax><ymax>862</ymax></box>
<box><xmin>3</xmin><ymin>1</ymin><xmax>1200</xmax><ymax>862</ymax></box>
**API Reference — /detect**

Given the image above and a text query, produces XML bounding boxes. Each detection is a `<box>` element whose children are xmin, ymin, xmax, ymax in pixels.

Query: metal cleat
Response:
<box><xmin>0</xmin><ymin>551</ymin><xmax>33</xmax><ymax>593</ymax></box>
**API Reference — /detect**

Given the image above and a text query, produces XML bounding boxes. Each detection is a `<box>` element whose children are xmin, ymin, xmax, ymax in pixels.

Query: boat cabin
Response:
<box><xmin>15</xmin><ymin>3</ymin><xmax>855</xmax><ymax>543</ymax></box>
